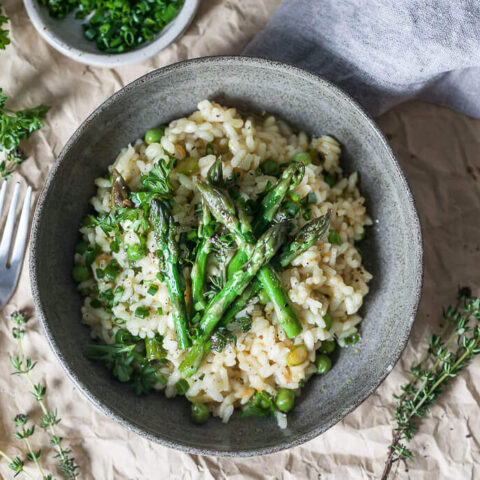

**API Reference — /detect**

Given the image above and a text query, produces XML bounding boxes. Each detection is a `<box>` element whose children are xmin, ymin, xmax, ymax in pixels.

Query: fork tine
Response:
<box><xmin>0</xmin><ymin>182</ymin><xmax>20</xmax><ymax>264</ymax></box>
<box><xmin>10</xmin><ymin>186</ymin><xmax>32</xmax><ymax>268</ymax></box>
<box><xmin>0</xmin><ymin>182</ymin><xmax>7</xmax><ymax>219</ymax></box>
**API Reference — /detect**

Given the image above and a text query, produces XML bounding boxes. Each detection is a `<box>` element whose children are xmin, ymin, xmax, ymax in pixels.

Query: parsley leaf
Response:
<box><xmin>0</xmin><ymin>88</ymin><xmax>50</xmax><ymax>178</ymax></box>
<box><xmin>0</xmin><ymin>6</ymin><xmax>10</xmax><ymax>50</ymax></box>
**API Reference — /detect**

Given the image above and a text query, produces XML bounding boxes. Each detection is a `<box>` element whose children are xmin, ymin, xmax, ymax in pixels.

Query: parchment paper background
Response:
<box><xmin>1</xmin><ymin>1</ymin><xmax>480</xmax><ymax>479</ymax></box>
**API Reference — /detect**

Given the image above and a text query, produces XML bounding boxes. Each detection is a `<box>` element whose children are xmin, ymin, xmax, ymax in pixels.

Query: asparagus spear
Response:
<box><xmin>179</xmin><ymin>222</ymin><xmax>288</xmax><ymax>377</ymax></box>
<box><xmin>196</xmin><ymin>180</ymin><xmax>303</xmax><ymax>338</ymax></box>
<box><xmin>191</xmin><ymin>159</ymin><xmax>224</xmax><ymax>312</ymax></box>
<box><xmin>226</xmin><ymin>161</ymin><xmax>305</xmax><ymax>277</ymax></box>
<box><xmin>220</xmin><ymin>211</ymin><xmax>332</xmax><ymax>325</ymax></box>
<box><xmin>150</xmin><ymin>200</ymin><xmax>191</xmax><ymax>350</ymax></box>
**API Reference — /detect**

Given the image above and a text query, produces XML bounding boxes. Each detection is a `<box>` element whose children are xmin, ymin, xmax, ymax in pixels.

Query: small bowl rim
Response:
<box><xmin>30</xmin><ymin>55</ymin><xmax>423</xmax><ymax>456</ymax></box>
<box><xmin>22</xmin><ymin>0</ymin><xmax>199</xmax><ymax>68</ymax></box>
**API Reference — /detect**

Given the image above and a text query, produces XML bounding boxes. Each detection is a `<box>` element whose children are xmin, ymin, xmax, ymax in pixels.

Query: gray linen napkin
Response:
<box><xmin>244</xmin><ymin>0</ymin><xmax>480</xmax><ymax>118</ymax></box>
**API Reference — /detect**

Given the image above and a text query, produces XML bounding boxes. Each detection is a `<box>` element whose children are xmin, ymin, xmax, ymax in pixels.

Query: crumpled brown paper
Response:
<box><xmin>1</xmin><ymin>0</ymin><xmax>480</xmax><ymax>478</ymax></box>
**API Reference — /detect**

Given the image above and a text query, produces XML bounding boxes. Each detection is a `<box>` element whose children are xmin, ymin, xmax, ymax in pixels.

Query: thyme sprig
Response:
<box><xmin>382</xmin><ymin>288</ymin><xmax>480</xmax><ymax>479</ymax></box>
<box><xmin>5</xmin><ymin>311</ymin><xmax>80</xmax><ymax>479</ymax></box>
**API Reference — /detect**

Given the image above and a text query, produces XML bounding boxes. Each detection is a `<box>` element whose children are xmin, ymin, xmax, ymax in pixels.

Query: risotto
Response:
<box><xmin>73</xmin><ymin>100</ymin><xmax>372</xmax><ymax>428</ymax></box>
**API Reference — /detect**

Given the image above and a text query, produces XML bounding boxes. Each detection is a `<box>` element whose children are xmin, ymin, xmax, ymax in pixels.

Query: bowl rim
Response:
<box><xmin>22</xmin><ymin>0</ymin><xmax>199</xmax><ymax>68</ymax></box>
<box><xmin>30</xmin><ymin>55</ymin><xmax>423</xmax><ymax>457</ymax></box>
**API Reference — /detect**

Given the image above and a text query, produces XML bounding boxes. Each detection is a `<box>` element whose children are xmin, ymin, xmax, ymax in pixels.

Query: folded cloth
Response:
<box><xmin>244</xmin><ymin>0</ymin><xmax>480</xmax><ymax>118</ymax></box>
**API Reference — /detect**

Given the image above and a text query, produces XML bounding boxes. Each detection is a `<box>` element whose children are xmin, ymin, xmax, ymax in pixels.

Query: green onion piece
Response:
<box><xmin>306</xmin><ymin>192</ymin><xmax>317</xmax><ymax>204</ymax></box>
<box><xmin>145</xmin><ymin>336</ymin><xmax>166</xmax><ymax>360</ymax></box>
<box><xmin>135</xmin><ymin>306</ymin><xmax>150</xmax><ymax>319</ymax></box>
<box><xmin>147</xmin><ymin>284</ymin><xmax>159</xmax><ymax>296</ymax></box>
<box><xmin>104</xmin><ymin>262</ymin><xmax>120</xmax><ymax>281</ymax></box>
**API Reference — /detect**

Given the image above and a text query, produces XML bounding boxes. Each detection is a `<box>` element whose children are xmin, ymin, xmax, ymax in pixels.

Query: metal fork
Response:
<box><xmin>0</xmin><ymin>182</ymin><xmax>32</xmax><ymax>308</ymax></box>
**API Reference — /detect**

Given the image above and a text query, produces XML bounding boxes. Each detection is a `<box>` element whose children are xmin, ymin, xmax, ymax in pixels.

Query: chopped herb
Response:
<box><xmin>210</xmin><ymin>327</ymin><xmax>236</xmax><ymax>352</ymax></box>
<box><xmin>0</xmin><ymin>88</ymin><xmax>50</xmax><ymax>179</ymax></box>
<box><xmin>147</xmin><ymin>284</ymin><xmax>159</xmax><ymax>296</ymax></box>
<box><xmin>39</xmin><ymin>0</ymin><xmax>184</xmax><ymax>54</ymax></box>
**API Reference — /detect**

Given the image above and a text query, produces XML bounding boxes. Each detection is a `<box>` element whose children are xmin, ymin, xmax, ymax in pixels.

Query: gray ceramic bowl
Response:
<box><xmin>23</xmin><ymin>0</ymin><xmax>199</xmax><ymax>68</ymax></box>
<box><xmin>30</xmin><ymin>56</ymin><xmax>422</xmax><ymax>456</ymax></box>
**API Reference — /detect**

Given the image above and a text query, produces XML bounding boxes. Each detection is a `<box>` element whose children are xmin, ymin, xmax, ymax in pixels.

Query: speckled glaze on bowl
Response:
<box><xmin>30</xmin><ymin>56</ymin><xmax>423</xmax><ymax>456</ymax></box>
<box><xmin>23</xmin><ymin>0</ymin><xmax>199</xmax><ymax>68</ymax></box>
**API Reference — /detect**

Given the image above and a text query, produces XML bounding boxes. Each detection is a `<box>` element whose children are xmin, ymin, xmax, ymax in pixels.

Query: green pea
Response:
<box><xmin>320</xmin><ymin>340</ymin><xmax>336</xmax><ymax>354</ymax></box>
<box><xmin>292</xmin><ymin>152</ymin><xmax>311</xmax><ymax>165</ymax></box>
<box><xmin>191</xmin><ymin>402</ymin><xmax>210</xmax><ymax>424</ymax></box>
<box><xmin>72</xmin><ymin>264</ymin><xmax>91</xmax><ymax>283</ymax></box>
<box><xmin>344</xmin><ymin>333</ymin><xmax>360</xmax><ymax>345</ymax></box>
<box><xmin>323</xmin><ymin>313</ymin><xmax>333</xmax><ymax>330</ymax></box>
<box><xmin>286</xmin><ymin>344</ymin><xmax>308</xmax><ymax>366</ymax></box>
<box><xmin>176</xmin><ymin>157</ymin><xmax>199</xmax><ymax>175</ymax></box>
<box><xmin>175</xmin><ymin>379</ymin><xmax>189</xmax><ymax>395</ymax></box>
<box><xmin>127</xmin><ymin>238</ymin><xmax>147</xmax><ymax>261</ymax></box>
<box><xmin>144</xmin><ymin>126</ymin><xmax>165</xmax><ymax>144</ymax></box>
<box><xmin>135</xmin><ymin>306</ymin><xmax>150</xmax><ymax>319</ymax></box>
<box><xmin>260</xmin><ymin>159</ymin><xmax>280</xmax><ymax>176</ymax></box>
<box><xmin>328</xmin><ymin>229</ymin><xmax>342</xmax><ymax>245</ymax></box>
<box><xmin>256</xmin><ymin>395</ymin><xmax>271</xmax><ymax>410</ymax></box>
<box><xmin>90</xmin><ymin>298</ymin><xmax>102</xmax><ymax>309</ymax></box>
<box><xmin>275</xmin><ymin>388</ymin><xmax>295</xmax><ymax>413</ymax></box>
<box><xmin>323</xmin><ymin>172</ymin><xmax>337</xmax><ymax>188</ymax></box>
<box><xmin>75</xmin><ymin>241</ymin><xmax>88</xmax><ymax>255</ymax></box>
<box><xmin>315</xmin><ymin>354</ymin><xmax>332</xmax><ymax>375</ymax></box>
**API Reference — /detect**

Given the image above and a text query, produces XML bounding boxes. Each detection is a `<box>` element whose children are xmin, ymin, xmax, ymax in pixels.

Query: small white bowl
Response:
<box><xmin>23</xmin><ymin>0</ymin><xmax>199</xmax><ymax>68</ymax></box>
